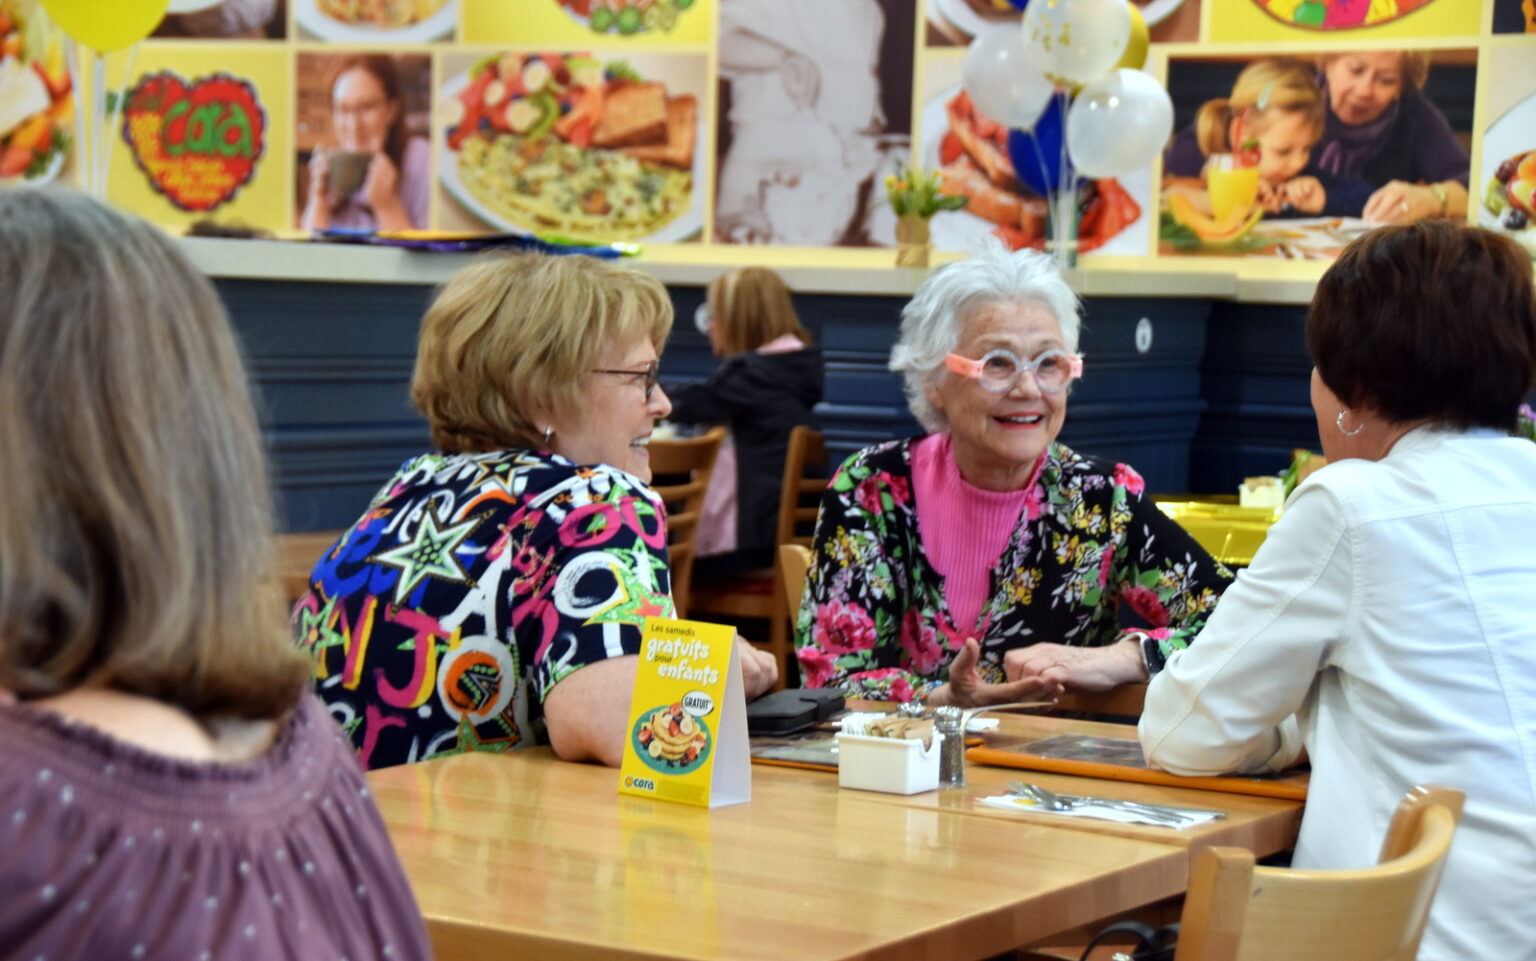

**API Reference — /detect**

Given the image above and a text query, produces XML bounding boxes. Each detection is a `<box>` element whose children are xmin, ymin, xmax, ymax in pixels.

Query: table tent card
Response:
<box><xmin>619</xmin><ymin>617</ymin><xmax>750</xmax><ymax>808</ymax></box>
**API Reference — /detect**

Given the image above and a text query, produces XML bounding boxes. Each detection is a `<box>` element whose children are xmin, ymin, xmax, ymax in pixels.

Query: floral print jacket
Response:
<box><xmin>795</xmin><ymin>438</ymin><xmax>1232</xmax><ymax>701</ymax></box>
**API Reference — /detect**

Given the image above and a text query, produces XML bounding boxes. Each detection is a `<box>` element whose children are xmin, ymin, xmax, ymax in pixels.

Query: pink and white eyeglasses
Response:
<box><xmin>944</xmin><ymin>347</ymin><xmax>1084</xmax><ymax>395</ymax></box>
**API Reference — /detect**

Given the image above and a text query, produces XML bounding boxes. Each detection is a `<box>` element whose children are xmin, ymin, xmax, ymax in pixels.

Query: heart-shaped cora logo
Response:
<box><xmin>121</xmin><ymin>71</ymin><xmax>266</xmax><ymax>212</ymax></box>
<box><xmin>1249</xmin><ymin>0</ymin><xmax>1441</xmax><ymax>29</ymax></box>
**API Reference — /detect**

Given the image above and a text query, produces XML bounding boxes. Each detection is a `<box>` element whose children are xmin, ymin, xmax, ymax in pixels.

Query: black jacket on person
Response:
<box><xmin>668</xmin><ymin>346</ymin><xmax>824</xmax><ymax>564</ymax></box>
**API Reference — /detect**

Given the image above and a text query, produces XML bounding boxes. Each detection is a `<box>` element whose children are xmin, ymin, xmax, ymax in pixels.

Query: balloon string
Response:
<box><xmin>102</xmin><ymin>45</ymin><xmax>137</xmax><ymax>200</ymax></box>
<box><xmin>90</xmin><ymin>51</ymin><xmax>105</xmax><ymax>198</ymax></box>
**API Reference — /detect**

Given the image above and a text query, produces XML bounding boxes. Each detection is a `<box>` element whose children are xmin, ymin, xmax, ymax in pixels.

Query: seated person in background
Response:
<box><xmin>1163</xmin><ymin>57</ymin><xmax>1370</xmax><ymax>218</ymax></box>
<box><xmin>796</xmin><ymin>241</ymin><xmax>1233</xmax><ymax>706</ymax></box>
<box><xmin>668</xmin><ymin>267</ymin><xmax>824</xmax><ymax>573</ymax></box>
<box><xmin>0</xmin><ymin>188</ymin><xmax>429</xmax><ymax>960</ymax></box>
<box><xmin>294</xmin><ymin>253</ymin><xmax>777</xmax><ymax>771</ymax></box>
<box><xmin>1140</xmin><ymin>221</ymin><xmax>1536</xmax><ymax>961</ymax></box>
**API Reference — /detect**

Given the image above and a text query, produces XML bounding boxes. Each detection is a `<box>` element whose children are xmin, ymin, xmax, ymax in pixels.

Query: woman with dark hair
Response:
<box><xmin>0</xmin><ymin>188</ymin><xmax>430</xmax><ymax>959</ymax></box>
<box><xmin>668</xmin><ymin>267</ymin><xmax>823</xmax><ymax>572</ymax></box>
<box><xmin>1140</xmin><ymin>221</ymin><xmax>1536</xmax><ymax>961</ymax></box>
<box><xmin>301</xmin><ymin>54</ymin><xmax>429</xmax><ymax>231</ymax></box>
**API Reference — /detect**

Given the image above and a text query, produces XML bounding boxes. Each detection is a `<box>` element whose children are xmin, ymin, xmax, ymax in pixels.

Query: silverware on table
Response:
<box><xmin>1005</xmin><ymin>781</ymin><xmax>1225</xmax><ymax>825</ymax></box>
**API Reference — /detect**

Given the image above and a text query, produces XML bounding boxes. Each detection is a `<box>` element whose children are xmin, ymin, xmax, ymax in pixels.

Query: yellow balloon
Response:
<box><xmin>1115</xmin><ymin>1</ymin><xmax>1150</xmax><ymax>72</ymax></box>
<box><xmin>39</xmin><ymin>0</ymin><xmax>170</xmax><ymax>53</ymax></box>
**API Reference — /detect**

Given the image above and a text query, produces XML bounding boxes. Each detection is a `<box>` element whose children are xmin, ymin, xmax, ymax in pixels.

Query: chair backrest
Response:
<box><xmin>647</xmin><ymin>427</ymin><xmax>725</xmax><ymax>618</ymax></box>
<box><xmin>778</xmin><ymin>543</ymin><xmax>813</xmax><ymax>622</ymax></box>
<box><xmin>774</xmin><ymin>426</ymin><xmax>829</xmax><ymax>549</ymax></box>
<box><xmin>277</xmin><ymin>530</ymin><xmax>345</xmax><ymax>602</ymax></box>
<box><xmin>1174</xmin><ymin>784</ymin><xmax>1464</xmax><ymax>961</ymax></box>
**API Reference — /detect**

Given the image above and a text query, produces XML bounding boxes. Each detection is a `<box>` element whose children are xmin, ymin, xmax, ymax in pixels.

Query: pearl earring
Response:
<box><xmin>542</xmin><ymin>426</ymin><xmax>554</xmax><ymax>445</ymax></box>
<box><xmin>1335</xmin><ymin>409</ymin><xmax>1364</xmax><ymax>436</ymax></box>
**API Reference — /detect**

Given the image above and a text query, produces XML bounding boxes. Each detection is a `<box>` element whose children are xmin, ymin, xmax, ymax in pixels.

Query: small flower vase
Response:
<box><xmin>895</xmin><ymin>213</ymin><xmax>932</xmax><ymax>268</ymax></box>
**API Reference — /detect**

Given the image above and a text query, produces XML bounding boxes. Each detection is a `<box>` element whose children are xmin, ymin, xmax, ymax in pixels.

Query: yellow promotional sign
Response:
<box><xmin>462</xmin><ymin>0</ymin><xmax>713</xmax><ymax>46</ymax></box>
<box><xmin>619</xmin><ymin>617</ymin><xmax>749</xmax><ymax>808</ymax></box>
<box><xmin>102</xmin><ymin>43</ymin><xmax>291</xmax><ymax>234</ymax></box>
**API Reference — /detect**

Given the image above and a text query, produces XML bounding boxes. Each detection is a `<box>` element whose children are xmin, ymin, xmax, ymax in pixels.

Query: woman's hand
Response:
<box><xmin>300</xmin><ymin>148</ymin><xmax>333</xmax><ymax>230</ymax></box>
<box><xmin>1363</xmin><ymin>180</ymin><xmax>1438</xmax><ymax>223</ymax></box>
<box><xmin>1003</xmin><ymin>637</ymin><xmax>1147</xmax><ymax>693</ymax></box>
<box><xmin>735</xmin><ymin>637</ymin><xmax>780</xmax><ymax>699</ymax></box>
<box><xmin>929</xmin><ymin>638</ymin><xmax>1063</xmax><ymax>708</ymax></box>
<box><xmin>363</xmin><ymin>152</ymin><xmax>412</xmax><ymax>231</ymax></box>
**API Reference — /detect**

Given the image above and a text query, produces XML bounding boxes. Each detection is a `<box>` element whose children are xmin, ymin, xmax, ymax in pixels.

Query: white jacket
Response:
<box><xmin>1141</xmin><ymin>426</ymin><xmax>1536</xmax><ymax>961</ymax></box>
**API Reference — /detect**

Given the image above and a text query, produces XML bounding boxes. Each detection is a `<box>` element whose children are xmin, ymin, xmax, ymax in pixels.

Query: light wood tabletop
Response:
<box><xmin>368</xmin><ymin>747</ymin><xmax>1192</xmax><ymax>961</ymax></box>
<box><xmin>845</xmin><ymin>713</ymin><xmax>1304</xmax><ymax>857</ymax></box>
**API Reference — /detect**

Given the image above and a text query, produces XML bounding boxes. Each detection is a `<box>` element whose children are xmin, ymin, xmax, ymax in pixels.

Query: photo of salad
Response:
<box><xmin>556</xmin><ymin>0</ymin><xmax>696</xmax><ymax>36</ymax></box>
<box><xmin>0</xmin><ymin>0</ymin><xmax>72</xmax><ymax>182</ymax></box>
<box><xmin>439</xmin><ymin>51</ymin><xmax>701</xmax><ymax>243</ymax></box>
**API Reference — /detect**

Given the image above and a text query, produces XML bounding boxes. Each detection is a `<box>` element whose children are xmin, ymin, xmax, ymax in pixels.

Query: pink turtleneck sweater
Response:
<box><xmin>910</xmin><ymin>433</ymin><xmax>1041</xmax><ymax>634</ymax></box>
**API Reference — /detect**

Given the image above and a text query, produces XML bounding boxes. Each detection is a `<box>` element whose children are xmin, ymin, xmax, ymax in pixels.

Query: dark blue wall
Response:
<box><xmin>219</xmin><ymin>277</ymin><xmax>1314</xmax><ymax>532</ymax></box>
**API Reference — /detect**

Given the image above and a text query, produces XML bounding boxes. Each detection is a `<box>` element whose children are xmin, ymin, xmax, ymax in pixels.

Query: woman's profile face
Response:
<box><xmin>1324</xmin><ymin>52</ymin><xmax>1406</xmax><ymax>128</ymax></box>
<box><xmin>551</xmin><ymin>333</ymin><xmax>672</xmax><ymax>481</ymax></box>
<box><xmin>928</xmin><ymin>299</ymin><xmax>1069</xmax><ymax>489</ymax></box>
<box><xmin>332</xmin><ymin>67</ymin><xmax>397</xmax><ymax>153</ymax></box>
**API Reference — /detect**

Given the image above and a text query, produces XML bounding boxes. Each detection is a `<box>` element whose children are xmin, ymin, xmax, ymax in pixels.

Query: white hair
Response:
<box><xmin>889</xmin><ymin>239</ymin><xmax>1082</xmax><ymax>432</ymax></box>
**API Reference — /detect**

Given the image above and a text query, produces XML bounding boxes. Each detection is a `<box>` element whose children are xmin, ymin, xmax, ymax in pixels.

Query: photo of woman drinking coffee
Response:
<box><xmin>297</xmin><ymin>52</ymin><xmax>431</xmax><ymax>232</ymax></box>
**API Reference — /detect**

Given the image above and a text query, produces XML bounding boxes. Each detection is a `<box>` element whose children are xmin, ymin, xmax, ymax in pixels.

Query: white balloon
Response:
<box><xmin>1021</xmin><ymin>0</ymin><xmax>1132</xmax><ymax>88</ymax></box>
<box><xmin>1066</xmin><ymin>68</ymin><xmax>1173</xmax><ymax>178</ymax></box>
<box><xmin>960</xmin><ymin>27</ymin><xmax>1054</xmax><ymax>130</ymax></box>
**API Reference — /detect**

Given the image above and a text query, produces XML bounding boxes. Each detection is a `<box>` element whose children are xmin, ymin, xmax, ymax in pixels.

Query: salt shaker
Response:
<box><xmin>934</xmin><ymin>706</ymin><xmax>965</xmax><ymax>788</ymax></box>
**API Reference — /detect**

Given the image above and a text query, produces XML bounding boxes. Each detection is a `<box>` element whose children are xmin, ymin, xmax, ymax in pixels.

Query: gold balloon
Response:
<box><xmin>1115</xmin><ymin>1</ymin><xmax>1150</xmax><ymax>72</ymax></box>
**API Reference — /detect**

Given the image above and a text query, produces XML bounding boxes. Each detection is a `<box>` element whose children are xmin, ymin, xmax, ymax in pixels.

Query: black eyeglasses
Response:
<box><xmin>591</xmin><ymin>360</ymin><xmax>661</xmax><ymax>401</ymax></box>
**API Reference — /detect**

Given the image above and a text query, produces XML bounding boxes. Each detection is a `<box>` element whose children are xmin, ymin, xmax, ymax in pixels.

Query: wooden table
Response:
<box><xmin>370</xmin><ymin>748</ymin><xmax>1190</xmax><ymax>961</ymax></box>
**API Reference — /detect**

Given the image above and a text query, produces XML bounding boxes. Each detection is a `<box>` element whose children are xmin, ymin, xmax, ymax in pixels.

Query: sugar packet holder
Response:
<box><xmin>836</xmin><ymin>713</ymin><xmax>945</xmax><ymax>795</ymax></box>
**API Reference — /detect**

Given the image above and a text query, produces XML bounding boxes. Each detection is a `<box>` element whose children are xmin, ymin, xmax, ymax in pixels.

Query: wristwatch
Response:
<box><xmin>1129</xmin><ymin>631</ymin><xmax>1166</xmax><ymax>676</ymax></box>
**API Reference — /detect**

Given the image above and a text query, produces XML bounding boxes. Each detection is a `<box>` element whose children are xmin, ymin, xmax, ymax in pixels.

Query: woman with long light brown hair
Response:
<box><xmin>0</xmin><ymin>188</ymin><xmax>429</xmax><ymax>959</ymax></box>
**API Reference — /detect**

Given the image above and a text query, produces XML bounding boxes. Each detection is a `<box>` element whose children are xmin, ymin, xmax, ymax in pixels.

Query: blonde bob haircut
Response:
<box><xmin>413</xmin><ymin>253</ymin><xmax>673</xmax><ymax>453</ymax></box>
<box><xmin>706</xmin><ymin>267</ymin><xmax>812</xmax><ymax>356</ymax></box>
<box><xmin>0</xmin><ymin>188</ymin><xmax>306</xmax><ymax>719</ymax></box>
<box><xmin>1196</xmin><ymin>57</ymin><xmax>1325</xmax><ymax>158</ymax></box>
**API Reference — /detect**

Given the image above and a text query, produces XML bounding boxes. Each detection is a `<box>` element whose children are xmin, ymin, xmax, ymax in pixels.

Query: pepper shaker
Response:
<box><xmin>934</xmin><ymin>706</ymin><xmax>965</xmax><ymax>788</ymax></box>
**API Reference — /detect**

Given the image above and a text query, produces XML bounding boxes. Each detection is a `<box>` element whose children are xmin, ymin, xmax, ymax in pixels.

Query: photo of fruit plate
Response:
<box><xmin>1479</xmin><ymin>92</ymin><xmax>1536</xmax><ymax>259</ymax></box>
<box><xmin>439</xmin><ymin>52</ymin><xmax>702</xmax><ymax>244</ymax></box>
<box><xmin>633</xmin><ymin>702</ymin><xmax>711</xmax><ymax>773</ymax></box>
<box><xmin>295</xmin><ymin>0</ymin><xmax>458</xmax><ymax>43</ymax></box>
<box><xmin>556</xmin><ymin>0</ymin><xmax>696</xmax><ymax>36</ymax></box>
<box><xmin>0</xmin><ymin>0</ymin><xmax>72</xmax><ymax>184</ymax></box>
<box><xmin>920</xmin><ymin>86</ymin><xmax>1150</xmax><ymax>256</ymax></box>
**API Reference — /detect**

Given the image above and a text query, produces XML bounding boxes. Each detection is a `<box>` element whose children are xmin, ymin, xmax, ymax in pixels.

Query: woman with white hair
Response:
<box><xmin>794</xmin><ymin>244</ymin><xmax>1232</xmax><ymax>706</ymax></box>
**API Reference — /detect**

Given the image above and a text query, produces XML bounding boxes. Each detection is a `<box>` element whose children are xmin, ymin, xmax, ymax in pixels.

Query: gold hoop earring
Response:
<box><xmin>1336</xmin><ymin>409</ymin><xmax>1364</xmax><ymax>436</ymax></box>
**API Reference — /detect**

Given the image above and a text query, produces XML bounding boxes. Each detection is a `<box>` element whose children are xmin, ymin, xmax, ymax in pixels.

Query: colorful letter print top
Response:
<box><xmin>795</xmin><ymin>439</ymin><xmax>1233</xmax><ymax>702</ymax></box>
<box><xmin>293</xmin><ymin>450</ymin><xmax>674</xmax><ymax>770</ymax></box>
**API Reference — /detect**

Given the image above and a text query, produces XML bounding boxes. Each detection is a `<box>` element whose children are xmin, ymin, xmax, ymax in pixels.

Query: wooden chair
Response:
<box><xmin>1055</xmin><ymin>683</ymin><xmax>1147</xmax><ymax>718</ymax></box>
<box><xmin>778</xmin><ymin>543</ymin><xmax>813</xmax><ymax>622</ymax></box>
<box><xmin>690</xmin><ymin>426</ymin><xmax>829</xmax><ymax>689</ymax></box>
<box><xmin>647</xmin><ymin>427</ymin><xmax>725</xmax><ymax>618</ymax></box>
<box><xmin>277</xmin><ymin>529</ymin><xmax>345</xmax><ymax>602</ymax></box>
<box><xmin>1173</xmin><ymin>784</ymin><xmax>1464</xmax><ymax>961</ymax></box>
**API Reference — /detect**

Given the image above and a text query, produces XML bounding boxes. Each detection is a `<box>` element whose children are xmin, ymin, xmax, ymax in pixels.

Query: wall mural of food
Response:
<box><xmin>318</xmin><ymin>0</ymin><xmax>449</xmax><ymax>27</ymax></box>
<box><xmin>0</xmin><ymin>0</ymin><xmax>73</xmax><ymax>183</ymax></box>
<box><xmin>439</xmin><ymin>51</ymin><xmax>703</xmax><ymax>242</ymax></box>
<box><xmin>297</xmin><ymin>0</ymin><xmax>456</xmax><ymax>42</ymax></box>
<box><xmin>1248</xmin><ymin>0</ymin><xmax>1438</xmax><ymax>29</ymax></box>
<box><xmin>556</xmin><ymin>0</ymin><xmax>697</xmax><ymax>36</ymax></box>
<box><xmin>1480</xmin><ymin>88</ymin><xmax>1536</xmax><ymax>259</ymax></box>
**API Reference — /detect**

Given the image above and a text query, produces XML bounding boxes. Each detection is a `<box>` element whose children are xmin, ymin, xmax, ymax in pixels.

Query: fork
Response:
<box><xmin>1006</xmin><ymin>782</ymin><xmax>1202</xmax><ymax>825</ymax></box>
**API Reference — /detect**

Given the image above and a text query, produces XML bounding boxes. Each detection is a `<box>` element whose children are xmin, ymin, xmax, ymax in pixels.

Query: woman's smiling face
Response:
<box><xmin>928</xmin><ymin>299</ymin><xmax>1069</xmax><ymax>491</ymax></box>
<box><xmin>1324</xmin><ymin>52</ymin><xmax>1406</xmax><ymax>127</ymax></box>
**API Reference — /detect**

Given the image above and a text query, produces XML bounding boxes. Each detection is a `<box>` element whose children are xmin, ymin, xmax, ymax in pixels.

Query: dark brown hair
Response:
<box><xmin>1307</xmin><ymin>220</ymin><xmax>1536</xmax><ymax>432</ymax></box>
<box><xmin>328</xmin><ymin>53</ymin><xmax>408</xmax><ymax>169</ymax></box>
<box><xmin>0</xmin><ymin>188</ymin><xmax>308</xmax><ymax>719</ymax></box>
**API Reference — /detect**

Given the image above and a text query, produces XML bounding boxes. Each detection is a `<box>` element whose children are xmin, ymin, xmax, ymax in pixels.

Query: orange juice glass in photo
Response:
<box><xmin>1206</xmin><ymin>154</ymin><xmax>1260</xmax><ymax>222</ymax></box>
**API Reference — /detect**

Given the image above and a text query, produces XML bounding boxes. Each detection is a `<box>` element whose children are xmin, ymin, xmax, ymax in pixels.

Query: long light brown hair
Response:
<box><xmin>706</xmin><ymin>267</ymin><xmax>812</xmax><ymax>356</ymax></box>
<box><xmin>0</xmin><ymin>188</ymin><xmax>306</xmax><ymax>719</ymax></box>
<box><xmin>1196</xmin><ymin>57</ymin><xmax>1325</xmax><ymax>158</ymax></box>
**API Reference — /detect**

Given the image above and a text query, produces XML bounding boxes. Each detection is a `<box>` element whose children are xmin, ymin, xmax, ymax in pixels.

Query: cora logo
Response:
<box><xmin>120</xmin><ymin>71</ymin><xmax>266</xmax><ymax>212</ymax></box>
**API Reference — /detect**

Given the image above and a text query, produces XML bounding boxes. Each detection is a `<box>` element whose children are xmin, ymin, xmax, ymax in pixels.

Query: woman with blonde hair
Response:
<box><xmin>0</xmin><ymin>188</ymin><xmax>429</xmax><ymax>959</ymax></box>
<box><xmin>669</xmin><ymin>266</ymin><xmax>823</xmax><ymax>572</ymax></box>
<box><xmin>1163</xmin><ymin>57</ymin><xmax>1371</xmax><ymax>217</ymax></box>
<box><xmin>293</xmin><ymin>253</ymin><xmax>778</xmax><ymax>770</ymax></box>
